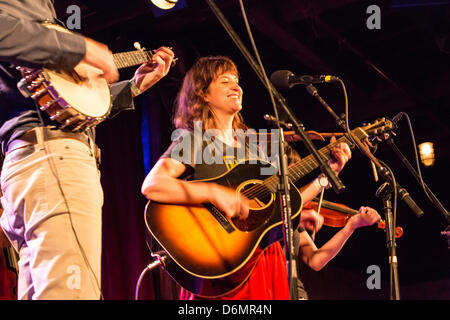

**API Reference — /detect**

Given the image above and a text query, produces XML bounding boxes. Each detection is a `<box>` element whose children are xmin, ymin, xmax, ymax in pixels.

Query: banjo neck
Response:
<box><xmin>41</xmin><ymin>22</ymin><xmax>161</xmax><ymax>70</ymax></box>
<box><xmin>113</xmin><ymin>50</ymin><xmax>153</xmax><ymax>70</ymax></box>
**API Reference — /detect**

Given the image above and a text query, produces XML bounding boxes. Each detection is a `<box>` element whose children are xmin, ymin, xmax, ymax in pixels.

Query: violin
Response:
<box><xmin>304</xmin><ymin>199</ymin><xmax>403</xmax><ymax>238</ymax></box>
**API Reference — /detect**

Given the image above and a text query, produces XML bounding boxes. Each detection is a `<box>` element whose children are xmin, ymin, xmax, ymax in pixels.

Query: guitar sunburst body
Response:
<box><xmin>145</xmin><ymin>160</ymin><xmax>302</xmax><ymax>297</ymax></box>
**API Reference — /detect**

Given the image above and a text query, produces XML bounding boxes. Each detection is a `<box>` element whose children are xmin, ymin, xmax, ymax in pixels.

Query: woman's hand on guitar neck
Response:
<box><xmin>328</xmin><ymin>136</ymin><xmax>352</xmax><ymax>175</ymax></box>
<box><xmin>82</xmin><ymin>37</ymin><xmax>119</xmax><ymax>84</ymax></box>
<box><xmin>209</xmin><ymin>184</ymin><xmax>249</xmax><ymax>221</ymax></box>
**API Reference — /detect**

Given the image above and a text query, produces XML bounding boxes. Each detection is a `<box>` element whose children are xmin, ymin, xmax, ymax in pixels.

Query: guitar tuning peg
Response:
<box><xmin>134</xmin><ymin>42</ymin><xmax>142</xmax><ymax>50</ymax></box>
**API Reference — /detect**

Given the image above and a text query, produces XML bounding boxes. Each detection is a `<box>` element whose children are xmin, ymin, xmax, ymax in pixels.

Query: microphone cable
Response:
<box><xmin>390</xmin><ymin>112</ymin><xmax>450</xmax><ymax>221</ymax></box>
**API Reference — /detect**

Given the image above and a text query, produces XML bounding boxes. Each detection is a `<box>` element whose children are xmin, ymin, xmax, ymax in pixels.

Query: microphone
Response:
<box><xmin>397</xmin><ymin>184</ymin><xmax>424</xmax><ymax>218</ymax></box>
<box><xmin>271</xmin><ymin>70</ymin><xmax>339</xmax><ymax>90</ymax></box>
<box><xmin>376</xmin><ymin>181</ymin><xmax>424</xmax><ymax>218</ymax></box>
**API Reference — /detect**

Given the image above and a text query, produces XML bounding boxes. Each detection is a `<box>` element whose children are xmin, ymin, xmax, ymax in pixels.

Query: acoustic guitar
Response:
<box><xmin>17</xmin><ymin>23</ymin><xmax>174</xmax><ymax>132</ymax></box>
<box><xmin>144</xmin><ymin>119</ymin><xmax>394</xmax><ymax>297</ymax></box>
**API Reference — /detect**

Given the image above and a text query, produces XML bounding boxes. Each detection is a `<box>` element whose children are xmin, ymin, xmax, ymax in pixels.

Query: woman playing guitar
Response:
<box><xmin>141</xmin><ymin>56</ymin><xmax>352</xmax><ymax>300</ymax></box>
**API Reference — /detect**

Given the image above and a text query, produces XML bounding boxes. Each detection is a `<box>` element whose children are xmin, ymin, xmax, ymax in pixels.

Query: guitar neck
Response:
<box><xmin>113</xmin><ymin>50</ymin><xmax>153</xmax><ymax>69</ymax></box>
<box><xmin>287</xmin><ymin>135</ymin><xmax>349</xmax><ymax>182</ymax></box>
<box><xmin>263</xmin><ymin>128</ymin><xmax>367</xmax><ymax>190</ymax></box>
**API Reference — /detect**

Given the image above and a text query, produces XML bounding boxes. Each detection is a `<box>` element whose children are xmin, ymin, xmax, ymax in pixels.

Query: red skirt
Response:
<box><xmin>180</xmin><ymin>242</ymin><xmax>290</xmax><ymax>300</ymax></box>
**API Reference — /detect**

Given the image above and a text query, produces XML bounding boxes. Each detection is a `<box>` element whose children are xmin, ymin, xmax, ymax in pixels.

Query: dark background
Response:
<box><xmin>54</xmin><ymin>0</ymin><xmax>450</xmax><ymax>300</ymax></box>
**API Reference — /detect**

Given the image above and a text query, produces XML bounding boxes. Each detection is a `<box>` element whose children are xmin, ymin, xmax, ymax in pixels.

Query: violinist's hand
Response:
<box><xmin>328</xmin><ymin>136</ymin><xmax>352</xmax><ymax>175</ymax></box>
<box><xmin>347</xmin><ymin>206</ymin><xmax>381</xmax><ymax>231</ymax></box>
<box><xmin>299</xmin><ymin>209</ymin><xmax>324</xmax><ymax>233</ymax></box>
<box><xmin>209</xmin><ymin>184</ymin><xmax>249</xmax><ymax>221</ymax></box>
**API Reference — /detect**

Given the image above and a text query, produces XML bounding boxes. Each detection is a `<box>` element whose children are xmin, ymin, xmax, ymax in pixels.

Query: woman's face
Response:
<box><xmin>204</xmin><ymin>71</ymin><xmax>243</xmax><ymax>116</ymax></box>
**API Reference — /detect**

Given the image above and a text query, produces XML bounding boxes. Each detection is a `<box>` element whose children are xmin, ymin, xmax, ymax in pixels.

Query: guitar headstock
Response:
<box><xmin>362</xmin><ymin>117</ymin><xmax>396</xmax><ymax>140</ymax></box>
<box><xmin>358</xmin><ymin>117</ymin><xmax>396</xmax><ymax>149</ymax></box>
<box><xmin>343</xmin><ymin>118</ymin><xmax>396</xmax><ymax>150</ymax></box>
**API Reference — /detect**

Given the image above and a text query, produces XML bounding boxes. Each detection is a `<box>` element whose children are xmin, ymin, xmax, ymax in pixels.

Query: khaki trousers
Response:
<box><xmin>0</xmin><ymin>132</ymin><xmax>103</xmax><ymax>300</ymax></box>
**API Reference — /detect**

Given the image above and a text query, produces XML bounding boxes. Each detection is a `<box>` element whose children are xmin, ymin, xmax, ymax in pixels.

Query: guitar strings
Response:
<box><xmin>238</xmin><ymin>137</ymin><xmax>350</xmax><ymax>201</ymax></box>
<box><xmin>240</xmin><ymin>147</ymin><xmax>333</xmax><ymax>200</ymax></box>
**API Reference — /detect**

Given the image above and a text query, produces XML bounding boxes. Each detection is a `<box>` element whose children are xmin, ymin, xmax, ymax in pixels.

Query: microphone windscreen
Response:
<box><xmin>270</xmin><ymin>70</ymin><xmax>293</xmax><ymax>90</ymax></box>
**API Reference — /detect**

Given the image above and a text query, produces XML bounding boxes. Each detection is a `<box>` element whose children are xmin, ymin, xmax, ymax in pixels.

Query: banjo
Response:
<box><xmin>17</xmin><ymin>23</ymin><xmax>174</xmax><ymax>132</ymax></box>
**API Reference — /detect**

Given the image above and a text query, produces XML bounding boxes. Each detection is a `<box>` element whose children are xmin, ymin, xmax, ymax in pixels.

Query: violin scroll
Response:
<box><xmin>377</xmin><ymin>220</ymin><xmax>404</xmax><ymax>238</ymax></box>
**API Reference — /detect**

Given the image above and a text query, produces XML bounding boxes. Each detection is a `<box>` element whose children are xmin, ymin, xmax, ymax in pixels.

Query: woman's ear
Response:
<box><xmin>202</xmin><ymin>90</ymin><xmax>209</xmax><ymax>103</ymax></box>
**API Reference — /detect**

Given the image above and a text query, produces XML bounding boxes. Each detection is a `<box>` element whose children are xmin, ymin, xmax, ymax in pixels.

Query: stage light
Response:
<box><xmin>419</xmin><ymin>142</ymin><xmax>435</xmax><ymax>167</ymax></box>
<box><xmin>150</xmin><ymin>0</ymin><xmax>178</xmax><ymax>10</ymax></box>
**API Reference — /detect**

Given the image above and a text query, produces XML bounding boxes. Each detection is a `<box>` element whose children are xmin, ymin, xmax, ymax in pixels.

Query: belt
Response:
<box><xmin>7</xmin><ymin>127</ymin><xmax>92</xmax><ymax>154</ymax></box>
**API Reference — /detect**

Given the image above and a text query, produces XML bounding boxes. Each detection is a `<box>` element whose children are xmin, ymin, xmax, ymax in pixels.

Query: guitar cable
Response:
<box><xmin>135</xmin><ymin>250</ymin><xmax>168</xmax><ymax>300</ymax></box>
<box><xmin>34</xmin><ymin>105</ymin><xmax>104</xmax><ymax>299</ymax></box>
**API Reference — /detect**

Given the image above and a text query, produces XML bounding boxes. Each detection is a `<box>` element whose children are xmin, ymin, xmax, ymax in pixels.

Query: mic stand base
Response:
<box><xmin>376</xmin><ymin>181</ymin><xmax>401</xmax><ymax>300</ymax></box>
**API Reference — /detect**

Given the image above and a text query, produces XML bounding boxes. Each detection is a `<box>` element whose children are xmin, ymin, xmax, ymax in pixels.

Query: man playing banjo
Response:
<box><xmin>0</xmin><ymin>0</ymin><xmax>174</xmax><ymax>300</ymax></box>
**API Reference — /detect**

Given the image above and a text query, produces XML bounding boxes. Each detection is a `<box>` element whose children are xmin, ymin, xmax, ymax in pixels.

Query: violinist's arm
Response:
<box><xmin>298</xmin><ymin>207</ymin><xmax>380</xmax><ymax>271</ymax></box>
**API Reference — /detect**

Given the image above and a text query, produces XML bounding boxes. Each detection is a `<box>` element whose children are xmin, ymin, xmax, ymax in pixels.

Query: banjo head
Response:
<box><xmin>44</xmin><ymin>63</ymin><xmax>111</xmax><ymax>118</ymax></box>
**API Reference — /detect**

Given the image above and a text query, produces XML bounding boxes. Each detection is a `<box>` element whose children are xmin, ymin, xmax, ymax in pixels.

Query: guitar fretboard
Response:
<box><xmin>263</xmin><ymin>128</ymin><xmax>366</xmax><ymax>191</ymax></box>
<box><xmin>113</xmin><ymin>50</ymin><xmax>153</xmax><ymax>69</ymax></box>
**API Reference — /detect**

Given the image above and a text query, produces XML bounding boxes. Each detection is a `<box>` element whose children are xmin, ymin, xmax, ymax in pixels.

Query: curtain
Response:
<box><xmin>99</xmin><ymin>85</ymin><xmax>179</xmax><ymax>300</ymax></box>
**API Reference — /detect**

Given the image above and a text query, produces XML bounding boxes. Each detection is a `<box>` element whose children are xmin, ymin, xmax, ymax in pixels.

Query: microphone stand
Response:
<box><xmin>305</xmin><ymin>83</ymin><xmax>367</xmax><ymax>158</ymax></box>
<box><xmin>385</xmin><ymin>136</ymin><xmax>450</xmax><ymax>224</ymax></box>
<box><xmin>384</xmin><ymin>113</ymin><xmax>449</xmax><ymax>246</ymax></box>
<box><xmin>306</xmin><ymin>84</ymin><xmax>346</xmax><ymax>130</ymax></box>
<box><xmin>375</xmin><ymin>165</ymin><xmax>401</xmax><ymax>300</ymax></box>
<box><xmin>204</xmin><ymin>0</ymin><xmax>345</xmax><ymax>300</ymax></box>
<box><xmin>305</xmin><ymin>83</ymin><xmax>404</xmax><ymax>299</ymax></box>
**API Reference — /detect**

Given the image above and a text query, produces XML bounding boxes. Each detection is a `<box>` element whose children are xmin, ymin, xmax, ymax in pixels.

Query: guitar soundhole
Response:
<box><xmin>232</xmin><ymin>181</ymin><xmax>275</xmax><ymax>232</ymax></box>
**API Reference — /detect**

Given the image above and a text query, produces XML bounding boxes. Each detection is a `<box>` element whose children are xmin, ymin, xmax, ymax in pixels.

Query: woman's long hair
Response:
<box><xmin>173</xmin><ymin>55</ymin><xmax>301</xmax><ymax>165</ymax></box>
<box><xmin>173</xmin><ymin>56</ymin><xmax>248</xmax><ymax>132</ymax></box>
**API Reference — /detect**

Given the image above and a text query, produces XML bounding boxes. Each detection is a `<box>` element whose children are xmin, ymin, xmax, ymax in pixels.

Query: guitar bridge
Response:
<box><xmin>202</xmin><ymin>203</ymin><xmax>235</xmax><ymax>234</ymax></box>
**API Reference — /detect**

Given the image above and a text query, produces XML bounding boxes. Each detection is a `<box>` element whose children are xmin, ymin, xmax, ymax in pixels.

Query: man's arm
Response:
<box><xmin>0</xmin><ymin>12</ymin><xmax>85</xmax><ymax>70</ymax></box>
<box><xmin>0</xmin><ymin>13</ymin><xmax>119</xmax><ymax>83</ymax></box>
